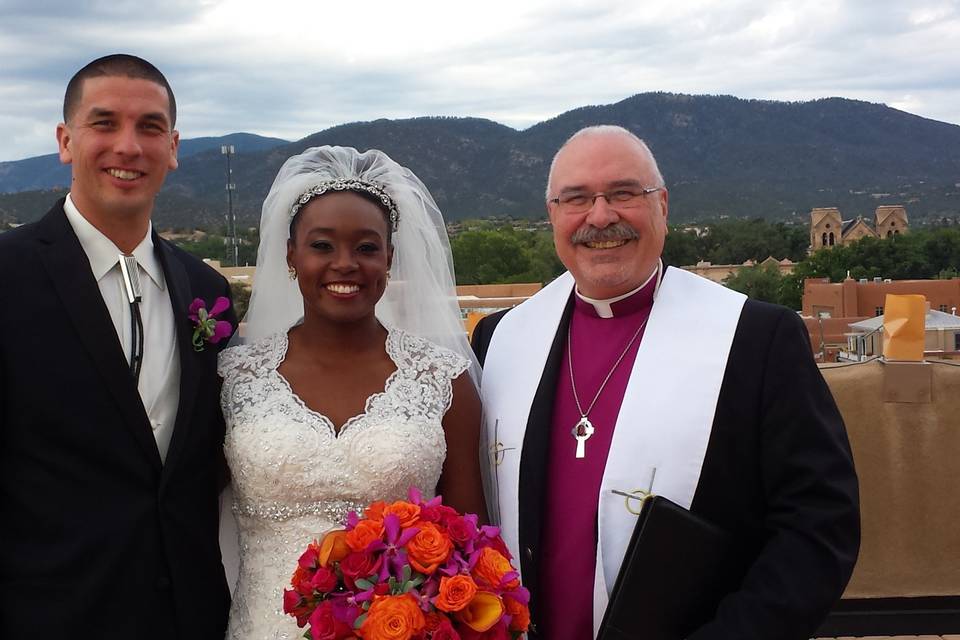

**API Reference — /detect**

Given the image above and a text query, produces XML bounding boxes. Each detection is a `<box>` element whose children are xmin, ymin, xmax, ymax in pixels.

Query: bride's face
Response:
<box><xmin>287</xmin><ymin>191</ymin><xmax>394</xmax><ymax>325</ymax></box>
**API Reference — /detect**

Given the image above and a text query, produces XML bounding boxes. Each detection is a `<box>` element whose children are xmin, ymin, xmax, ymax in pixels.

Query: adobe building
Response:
<box><xmin>203</xmin><ymin>259</ymin><xmax>256</xmax><ymax>288</ymax></box>
<box><xmin>803</xmin><ymin>275</ymin><xmax>960</xmax><ymax>319</ymax></box>
<box><xmin>682</xmin><ymin>256</ymin><xmax>795</xmax><ymax>283</ymax></box>
<box><xmin>458</xmin><ymin>282</ymin><xmax>542</xmax><ymax>337</ymax></box>
<box><xmin>845</xmin><ymin>308</ymin><xmax>960</xmax><ymax>359</ymax></box>
<box><xmin>801</xmin><ymin>275</ymin><xmax>960</xmax><ymax>361</ymax></box>
<box><xmin>809</xmin><ymin>205</ymin><xmax>908</xmax><ymax>251</ymax></box>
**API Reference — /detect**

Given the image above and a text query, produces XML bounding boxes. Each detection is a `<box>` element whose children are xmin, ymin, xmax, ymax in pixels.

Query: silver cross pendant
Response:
<box><xmin>572</xmin><ymin>416</ymin><xmax>595</xmax><ymax>459</ymax></box>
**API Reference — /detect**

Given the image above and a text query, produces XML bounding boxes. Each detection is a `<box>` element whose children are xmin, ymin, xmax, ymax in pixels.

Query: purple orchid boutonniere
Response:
<box><xmin>189</xmin><ymin>296</ymin><xmax>233</xmax><ymax>352</ymax></box>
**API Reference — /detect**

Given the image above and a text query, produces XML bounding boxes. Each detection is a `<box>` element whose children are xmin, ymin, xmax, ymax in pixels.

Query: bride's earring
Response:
<box><xmin>386</xmin><ymin>270</ymin><xmax>391</xmax><ymax>281</ymax></box>
<box><xmin>288</xmin><ymin>266</ymin><xmax>297</xmax><ymax>280</ymax></box>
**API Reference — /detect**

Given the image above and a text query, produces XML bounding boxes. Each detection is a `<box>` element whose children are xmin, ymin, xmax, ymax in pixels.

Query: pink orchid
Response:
<box><xmin>189</xmin><ymin>296</ymin><xmax>232</xmax><ymax>351</ymax></box>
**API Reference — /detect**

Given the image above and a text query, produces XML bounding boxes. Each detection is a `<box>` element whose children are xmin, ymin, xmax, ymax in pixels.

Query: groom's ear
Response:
<box><xmin>56</xmin><ymin>123</ymin><xmax>74</xmax><ymax>165</ymax></box>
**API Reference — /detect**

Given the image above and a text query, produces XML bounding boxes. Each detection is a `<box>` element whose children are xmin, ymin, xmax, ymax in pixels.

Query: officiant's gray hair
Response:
<box><xmin>545</xmin><ymin>125</ymin><xmax>665</xmax><ymax>199</ymax></box>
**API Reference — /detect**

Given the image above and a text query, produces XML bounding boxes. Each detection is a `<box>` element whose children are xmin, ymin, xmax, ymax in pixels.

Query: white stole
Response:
<box><xmin>480</xmin><ymin>267</ymin><xmax>746</xmax><ymax>638</ymax></box>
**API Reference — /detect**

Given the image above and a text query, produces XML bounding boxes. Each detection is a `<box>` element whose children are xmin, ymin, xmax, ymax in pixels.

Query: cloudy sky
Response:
<box><xmin>1</xmin><ymin>0</ymin><xmax>958</xmax><ymax>162</ymax></box>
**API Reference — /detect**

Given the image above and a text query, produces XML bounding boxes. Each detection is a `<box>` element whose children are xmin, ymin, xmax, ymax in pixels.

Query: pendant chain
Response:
<box><xmin>567</xmin><ymin>315</ymin><xmax>649</xmax><ymax>420</ymax></box>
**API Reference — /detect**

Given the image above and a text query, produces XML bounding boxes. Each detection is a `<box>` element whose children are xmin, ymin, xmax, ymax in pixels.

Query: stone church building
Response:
<box><xmin>809</xmin><ymin>205</ymin><xmax>908</xmax><ymax>251</ymax></box>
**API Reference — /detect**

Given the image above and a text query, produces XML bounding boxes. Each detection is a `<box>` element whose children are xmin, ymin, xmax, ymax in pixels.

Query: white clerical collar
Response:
<box><xmin>64</xmin><ymin>194</ymin><xmax>165</xmax><ymax>290</ymax></box>
<box><xmin>575</xmin><ymin>260</ymin><xmax>662</xmax><ymax>319</ymax></box>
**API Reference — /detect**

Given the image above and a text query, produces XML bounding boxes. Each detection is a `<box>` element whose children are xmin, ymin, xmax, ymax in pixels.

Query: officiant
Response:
<box><xmin>471</xmin><ymin>125</ymin><xmax>860</xmax><ymax>639</ymax></box>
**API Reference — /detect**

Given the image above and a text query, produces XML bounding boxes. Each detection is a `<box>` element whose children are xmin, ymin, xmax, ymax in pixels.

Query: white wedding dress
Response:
<box><xmin>217</xmin><ymin>327</ymin><xmax>467</xmax><ymax>640</ymax></box>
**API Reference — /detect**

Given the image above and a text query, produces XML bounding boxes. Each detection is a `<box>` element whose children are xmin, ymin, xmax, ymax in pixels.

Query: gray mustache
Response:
<box><xmin>571</xmin><ymin>223</ymin><xmax>639</xmax><ymax>245</ymax></box>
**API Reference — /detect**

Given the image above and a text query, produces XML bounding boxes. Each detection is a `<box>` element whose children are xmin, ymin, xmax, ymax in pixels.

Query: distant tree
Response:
<box><xmin>723</xmin><ymin>263</ymin><xmax>785</xmax><ymax>305</ymax></box>
<box><xmin>699</xmin><ymin>219</ymin><xmax>808</xmax><ymax>264</ymax></box>
<box><xmin>519</xmin><ymin>230</ymin><xmax>565</xmax><ymax>284</ymax></box>
<box><xmin>778</xmin><ymin>273</ymin><xmax>804</xmax><ymax>311</ymax></box>
<box><xmin>783</xmin><ymin>228</ymin><xmax>960</xmax><ymax>311</ymax></box>
<box><xmin>172</xmin><ymin>227</ymin><xmax>259</xmax><ymax>267</ymax></box>
<box><xmin>175</xmin><ymin>235</ymin><xmax>228</xmax><ymax>262</ymax></box>
<box><xmin>939</xmin><ymin>267</ymin><xmax>960</xmax><ymax>279</ymax></box>
<box><xmin>230</xmin><ymin>282</ymin><xmax>251</xmax><ymax>320</ymax></box>
<box><xmin>451</xmin><ymin>229</ymin><xmax>533</xmax><ymax>284</ymax></box>
<box><xmin>662</xmin><ymin>228</ymin><xmax>700</xmax><ymax>266</ymax></box>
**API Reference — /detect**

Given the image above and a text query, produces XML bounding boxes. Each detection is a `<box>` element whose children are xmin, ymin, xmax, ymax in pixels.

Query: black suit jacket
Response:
<box><xmin>0</xmin><ymin>200</ymin><xmax>234</xmax><ymax>639</ymax></box>
<box><xmin>472</xmin><ymin>291</ymin><xmax>860</xmax><ymax>640</ymax></box>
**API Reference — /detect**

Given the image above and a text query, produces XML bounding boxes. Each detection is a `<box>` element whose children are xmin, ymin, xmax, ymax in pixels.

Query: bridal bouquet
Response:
<box><xmin>283</xmin><ymin>488</ymin><xmax>529</xmax><ymax>640</ymax></box>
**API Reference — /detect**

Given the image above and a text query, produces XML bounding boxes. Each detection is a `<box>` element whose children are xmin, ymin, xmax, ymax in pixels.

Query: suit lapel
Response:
<box><xmin>155</xmin><ymin>237</ymin><xmax>199</xmax><ymax>480</ymax></box>
<box><xmin>518</xmin><ymin>297</ymin><xmax>573</xmax><ymax>590</ymax></box>
<box><xmin>520</xmin><ymin>303</ymin><xmax>571</xmax><ymax>531</ymax></box>
<box><xmin>36</xmin><ymin>204</ymin><xmax>162</xmax><ymax>470</ymax></box>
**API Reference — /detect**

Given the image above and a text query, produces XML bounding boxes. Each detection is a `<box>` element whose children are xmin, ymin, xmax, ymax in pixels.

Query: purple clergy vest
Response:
<box><xmin>536</xmin><ymin>280</ymin><xmax>655</xmax><ymax>639</ymax></box>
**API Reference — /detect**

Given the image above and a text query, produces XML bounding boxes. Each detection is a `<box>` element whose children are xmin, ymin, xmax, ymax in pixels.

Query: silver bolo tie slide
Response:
<box><xmin>118</xmin><ymin>254</ymin><xmax>145</xmax><ymax>382</ymax></box>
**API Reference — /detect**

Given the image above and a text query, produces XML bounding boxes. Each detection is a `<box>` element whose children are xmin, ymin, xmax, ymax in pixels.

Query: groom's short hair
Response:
<box><xmin>63</xmin><ymin>54</ymin><xmax>177</xmax><ymax>126</ymax></box>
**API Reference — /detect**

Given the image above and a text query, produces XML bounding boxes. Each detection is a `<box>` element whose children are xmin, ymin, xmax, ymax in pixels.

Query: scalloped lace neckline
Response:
<box><xmin>271</xmin><ymin>328</ymin><xmax>401</xmax><ymax>438</ymax></box>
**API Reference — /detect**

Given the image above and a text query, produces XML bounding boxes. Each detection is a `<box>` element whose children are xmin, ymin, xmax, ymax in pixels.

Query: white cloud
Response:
<box><xmin>1</xmin><ymin>0</ymin><xmax>959</xmax><ymax>160</ymax></box>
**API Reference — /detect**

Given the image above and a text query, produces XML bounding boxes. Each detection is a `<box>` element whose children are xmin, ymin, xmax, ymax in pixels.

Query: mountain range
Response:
<box><xmin>2</xmin><ymin>92</ymin><xmax>959</xmax><ymax>228</ymax></box>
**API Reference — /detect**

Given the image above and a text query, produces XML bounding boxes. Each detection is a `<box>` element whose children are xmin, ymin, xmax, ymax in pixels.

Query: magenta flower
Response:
<box><xmin>367</xmin><ymin>513</ymin><xmax>420</xmax><ymax>581</ymax></box>
<box><xmin>189</xmin><ymin>296</ymin><xmax>232</xmax><ymax>351</ymax></box>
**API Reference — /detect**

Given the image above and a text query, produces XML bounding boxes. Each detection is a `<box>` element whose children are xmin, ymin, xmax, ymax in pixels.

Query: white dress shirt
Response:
<box><xmin>64</xmin><ymin>194</ymin><xmax>181</xmax><ymax>462</ymax></box>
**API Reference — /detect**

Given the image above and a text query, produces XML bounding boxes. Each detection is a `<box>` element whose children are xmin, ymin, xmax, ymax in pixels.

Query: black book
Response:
<box><xmin>597</xmin><ymin>495</ymin><xmax>736</xmax><ymax>640</ymax></box>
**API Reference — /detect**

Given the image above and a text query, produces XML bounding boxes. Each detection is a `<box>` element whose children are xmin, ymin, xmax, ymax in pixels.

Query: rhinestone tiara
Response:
<box><xmin>290</xmin><ymin>178</ymin><xmax>399</xmax><ymax>230</ymax></box>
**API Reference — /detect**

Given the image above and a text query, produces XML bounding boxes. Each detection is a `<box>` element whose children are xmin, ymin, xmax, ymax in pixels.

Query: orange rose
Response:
<box><xmin>357</xmin><ymin>594</ymin><xmax>425</xmax><ymax>640</ymax></box>
<box><xmin>471</xmin><ymin>547</ymin><xmax>519</xmax><ymax>590</ymax></box>
<box><xmin>454</xmin><ymin>591</ymin><xmax>504</xmax><ymax>632</ymax></box>
<box><xmin>317</xmin><ymin>529</ymin><xmax>350</xmax><ymax>567</ymax></box>
<box><xmin>364</xmin><ymin>500</ymin><xmax>388</xmax><ymax>521</ymax></box>
<box><xmin>382</xmin><ymin>500</ymin><xmax>421</xmax><ymax>528</ymax></box>
<box><xmin>346</xmin><ymin>519</ymin><xmax>385</xmax><ymax>553</ymax></box>
<box><xmin>406</xmin><ymin>522</ymin><xmax>452</xmax><ymax>574</ymax></box>
<box><xmin>434</xmin><ymin>575</ymin><xmax>478</xmax><ymax>612</ymax></box>
<box><xmin>503</xmin><ymin>595</ymin><xmax>530</xmax><ymax>632</ymax></box>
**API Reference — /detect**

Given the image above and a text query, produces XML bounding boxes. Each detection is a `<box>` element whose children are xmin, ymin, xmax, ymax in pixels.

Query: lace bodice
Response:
<box><xmin>218</xmin><ymin>328</ymin><xmax>467</xmax><ymax>640</ymax></box>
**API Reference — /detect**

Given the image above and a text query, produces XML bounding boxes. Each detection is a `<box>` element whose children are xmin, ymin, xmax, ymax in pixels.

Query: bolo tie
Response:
<box><xmin>118</xmin><ymin>254</ymin><xmax>144</xmax><ymax>383</ymax></box>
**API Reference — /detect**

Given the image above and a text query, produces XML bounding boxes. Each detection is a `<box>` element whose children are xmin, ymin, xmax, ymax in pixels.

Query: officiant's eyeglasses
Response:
<box><xmin>549</xmin><ymin>186</ymin><xmax>663</xmax><ymax>215</ymax></box>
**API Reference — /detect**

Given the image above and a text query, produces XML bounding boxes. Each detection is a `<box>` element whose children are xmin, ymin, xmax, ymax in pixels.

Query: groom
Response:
<box><xmin>0</xmin><ymin>55</ymin><xmax>233</xmax><ymax>638</ymax></box>
<box><xmin>472</xmin><ymin>125</ymin><xmax>860</xmax><ymax>639</ymax></box>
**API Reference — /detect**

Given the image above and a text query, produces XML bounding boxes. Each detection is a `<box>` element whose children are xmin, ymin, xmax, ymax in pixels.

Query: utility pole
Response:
<box><xmin>222</xmin><ymin>145</ymin><xmax>238</xmax><ymax>266</ymax></box>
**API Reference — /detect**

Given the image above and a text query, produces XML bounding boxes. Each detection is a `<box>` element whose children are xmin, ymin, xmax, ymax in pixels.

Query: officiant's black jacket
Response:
<box><xmin>472</xmin><ymin>287</ymin><xmax>861</xmax><ymax>640</ymax></box>
<box><xmin>0</xmin><ymin>200</ymin><xmax>234</xmax><ymax>639</ymax></box>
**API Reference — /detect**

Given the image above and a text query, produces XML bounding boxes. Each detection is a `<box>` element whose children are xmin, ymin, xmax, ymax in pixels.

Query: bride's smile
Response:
<box><xmin>286</xmin><ymin>190</ymin><xmax>394</xmax><ymax>326</ymax></box>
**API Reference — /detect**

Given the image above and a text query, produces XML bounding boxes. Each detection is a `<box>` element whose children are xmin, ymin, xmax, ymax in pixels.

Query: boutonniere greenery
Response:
<box><xmin>189</xmin><ymin>297</ymin><xmax>233</xmax><ymax>351</ymax></box>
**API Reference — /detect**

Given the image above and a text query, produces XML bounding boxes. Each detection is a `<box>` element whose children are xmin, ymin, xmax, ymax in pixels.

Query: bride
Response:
<box><xmin>217</xmin><ymin>146</ymin><xmax>487</xmax><ymax>639</ymax></box>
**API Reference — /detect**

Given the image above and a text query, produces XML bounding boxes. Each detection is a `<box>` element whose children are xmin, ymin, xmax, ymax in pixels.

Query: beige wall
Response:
<box><xmin>682</xmin><ymin>259</ymin><xmax>794</xmax><ymax>283</ymax></box>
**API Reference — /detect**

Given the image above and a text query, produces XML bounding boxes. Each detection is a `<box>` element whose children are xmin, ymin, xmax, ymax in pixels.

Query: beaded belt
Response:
<box><xmin>233</xmin><ymin>498</ymin><xmax>364</xmax><ymax>523</ymax></box>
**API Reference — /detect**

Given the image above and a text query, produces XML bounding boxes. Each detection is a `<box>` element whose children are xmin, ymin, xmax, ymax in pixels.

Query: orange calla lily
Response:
<box><xmin>455</xmin><ymin>591</ymin><xmax>504</xmax><ymax>632</ymax></box>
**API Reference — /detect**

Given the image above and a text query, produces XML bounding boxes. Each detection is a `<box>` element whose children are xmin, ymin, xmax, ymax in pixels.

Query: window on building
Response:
<box><xmin>887</xmin><ymin>230</ymin><xmax>893</xmax><ymax>237</ymax></box>
<box><xmin>940</xmin><ymin>304</ymin><xmax>949</xmax><ymax>312</ymax></box>
<box><xmin>822</xmin><ymin>232</ymin><xmax>828</xmax><ymax>246</ymax></box>
<box><xmin>829</xmin><ymin>232</ymin><xmax>835</xmax><ymax>245</ymax></box>
<box><xmin>894</xmin><ymin>230</ymin><xmax>900</xmax><ymax>235</ymax></box>
<box><xmin>891</xmin><ymin>221</ymin><xmax>896</xmax><ymax>227</ymax></box>
<box><xmin>875</xmin><ymin>306</ymin><xmax>884</xmax><ymax>316</ymax></box>
<box><xmin>956</xmin><ymin>333</ymin><xmax>960</xmax><ymax>351</ymax></box>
